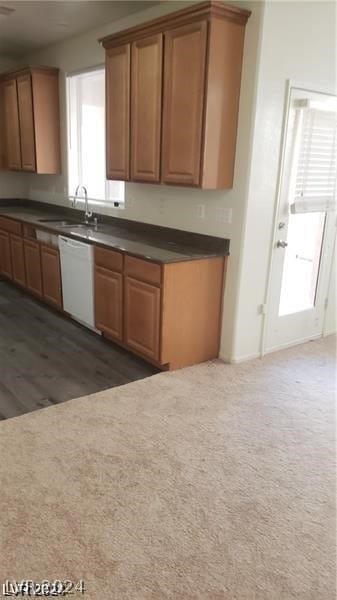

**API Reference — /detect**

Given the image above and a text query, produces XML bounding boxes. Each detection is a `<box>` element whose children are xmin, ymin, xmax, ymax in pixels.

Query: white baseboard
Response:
<box><xmin>323</xmin><ymin>328</ymin><xmax>337</xmax><ymax>337</ymax></box>
<box><xmin>219</xmin><ymin>351</ymin><xmax>261</xmax><ymax>364</ymax></box>
<box><xmin>263</xmin><ymin>333</ymin><xmax>322</xmax><ymax>355</ymax></box>
<box><xmin>219</xmin><ymin>331</ymin><xmax>335</xmax><ymax>364</ymax></box>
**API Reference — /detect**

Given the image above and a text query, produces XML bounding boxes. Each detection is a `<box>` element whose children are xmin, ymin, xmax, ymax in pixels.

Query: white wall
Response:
<box><xmin>22</xmin><ymin>0</ymin><xmax>264</xmax><ymax>361</ymax></box>
<box><xmin>231</xmin><ymin>0</ymin><xmax>336</xmax><ymax>361</ymax></box>
<box><xmin>0</xmin><ymin>58</ymin><xmax>29</xmax><ymax>199</ymax></box>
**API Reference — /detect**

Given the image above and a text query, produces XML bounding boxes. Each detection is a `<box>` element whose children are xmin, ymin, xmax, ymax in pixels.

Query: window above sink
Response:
<box><xmin>67</xmin><ymin>67</ymin><xmax>125</xmax><ymax>209</ymax></box>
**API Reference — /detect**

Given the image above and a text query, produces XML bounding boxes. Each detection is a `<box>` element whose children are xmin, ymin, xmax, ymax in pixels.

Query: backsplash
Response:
<box><xmin>27</xmin><ymin>179</ymin><xmax>236</xmax><ymax>239</ymax></box>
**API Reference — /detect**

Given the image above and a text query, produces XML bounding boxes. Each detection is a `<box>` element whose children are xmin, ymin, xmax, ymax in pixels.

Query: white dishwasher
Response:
<box><xmin>59</xmin><ymin>236</ymin><xmax>98</xmax><ymax>331</ymax></box>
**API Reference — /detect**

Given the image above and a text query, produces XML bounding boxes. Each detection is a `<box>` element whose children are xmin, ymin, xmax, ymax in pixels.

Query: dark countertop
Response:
<box><xmin>0</xmin><ymin>200</ymin><xmax>230</xmax><ymax>264</ymax></box>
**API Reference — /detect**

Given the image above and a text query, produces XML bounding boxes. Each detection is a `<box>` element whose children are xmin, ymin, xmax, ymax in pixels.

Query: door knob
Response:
<box><xmin>276</xmin><ymin>240</ymin><xmax>288</xmax><ymax>248</ymax></box>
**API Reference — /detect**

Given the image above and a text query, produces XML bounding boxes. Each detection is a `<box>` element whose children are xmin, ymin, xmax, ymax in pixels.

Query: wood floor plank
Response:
<box><xmin>0</xmin><ymin>281</ymin><xmax>158</xmax><ymax>419</ymax></box>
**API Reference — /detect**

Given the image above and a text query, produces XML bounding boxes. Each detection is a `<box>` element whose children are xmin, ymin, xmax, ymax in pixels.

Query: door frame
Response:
<box><xmin>260</xmin><ymin>79</ymin><xmax>337</xmax><ymax>356</ymax></box>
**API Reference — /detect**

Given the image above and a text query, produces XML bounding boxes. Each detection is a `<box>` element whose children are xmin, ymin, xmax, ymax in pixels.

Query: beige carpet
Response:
<box><xmin>0</xmin><ymin>336</ymin><xmax>335</xmax><ymax>599</ymax></box>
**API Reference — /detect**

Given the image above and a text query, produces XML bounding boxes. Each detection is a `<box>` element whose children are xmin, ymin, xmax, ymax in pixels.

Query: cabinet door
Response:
<box><xmin>162</xmin><ymin>21</ymin><xmax>207</xmax><ymax>186</ymax></box>
<box><xmin>41</xmin><ymin>244</ymin><xmax>62</xmax><ymax>308</ymax></box>
<box><xmin>106</xmin><ymin>44</ymin><xmax>130</xmax><ymax>181</ymax></box>
<box><xmin>124</xmin><ymin>277</ymin><xmax>160</xmax><ymax>360</ymax></box>
<box><xmin>3</xmin><ymin>79</ymin><xmax>21</xmax><ymax>170</ymax></box>
<box><xmin>131</xmin><ymin>34</ymin><xmax>163</xmax><ymax>182</ymax></box>
<box><xmin>0</xmin><ymin>230</ymin><xmax>12</xmax><ymax>279</ymax></box>
<box><xmin>95</xmin><ymin>267</ymin><xmax>123</xmax><ymax>341</ymax></box>
<box><xmin>17</xmin><ymin>73</ymin><xmax>36</xmax><ymax>172</ymax></box>
<box><xmin>10</xmin><ymin>234</ymin><xmax>26</xmax><ymax>287</ymax></box>
<box><xmin>24</xmin><ymin>239</ymin><xmax>42</xmax><ymax>297</ymax></box>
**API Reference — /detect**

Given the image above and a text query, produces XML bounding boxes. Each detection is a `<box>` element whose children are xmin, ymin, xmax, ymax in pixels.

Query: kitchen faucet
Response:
<box><xmin>74</xmin><ymin>184</ymin><xmax>93</xmax><ymax>224</ymax></box>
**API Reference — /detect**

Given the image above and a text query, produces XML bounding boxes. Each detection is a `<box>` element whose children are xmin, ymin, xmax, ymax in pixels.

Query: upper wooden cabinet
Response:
<box><xmin>131</xmin><ymin>34</ymin><xmax>163</xmax><ymax>183</ymax></box>
<box><xmin>162</xmin><ymin>22</ymin><xmax>207</xmax><ymax>186</ymax></box>
<box><xmin>106</xmin><ymin>45</ymin><xmax>130</xmax><ymax>180</ymax></box>
<box><xmin>17</xmin><ymin>73</ymin><xmax>36</xmax><ymax>172</ymax></box>
<box><xmin>0</xmin><ymin>66</ymin><xmax>61</xmax><ymax>174</ymax></box>
<box><xmin>101</xmin><ymin>0</ymin><xmax>251</xmax><ymax>189</ymax></box>
<box><xmin>3</xmin><ymin>79</ymin><xmax>21</xmax><ymax>170</ymax></box>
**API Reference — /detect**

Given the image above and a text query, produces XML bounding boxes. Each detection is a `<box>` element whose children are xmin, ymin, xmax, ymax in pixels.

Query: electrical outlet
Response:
<box><xmin>196</xmin><ymin>204</ymin><xmax>205</xmax><ymax>219</ymax></box>
<box><xmin>216</xmin><ymin>207</ymin><xmax>232</xmax><ymax>224</ymax></box>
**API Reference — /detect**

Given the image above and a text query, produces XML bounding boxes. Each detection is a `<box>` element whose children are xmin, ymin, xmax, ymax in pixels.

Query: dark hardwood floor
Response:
<box><xmin>0</xmin><ymin>281</ymin><xmax>158</xmax><ymax>420</ymax></box>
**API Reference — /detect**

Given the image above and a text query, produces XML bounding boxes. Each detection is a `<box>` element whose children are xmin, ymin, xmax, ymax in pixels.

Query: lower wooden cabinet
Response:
<box><xmin>10</xmin><ymin>233</ymin><xmax>26</xmax><ymax>287</ymax></box>
<box><xmin>2</xmin><ymin>217</ymin><xmax>226</xmax><ymax>372</ymax></box>
<box><xmin>1</xmin><ymin>221</ymin><xmax>62</xmax><ymax>307</ymax></box>
<box><xmin>41</xmin><ymin>244</ymin><xmax>62</xmax><ymax>308</ymax></box>
<box><xmin>95</xmin><ymin>266</ymin><xmax>123</xmax><ymax>341</ymax></box>
<box><xmin>124</xmin><ymin>276</ymin><xmax>161</xmax><ymax>361</ymax></box>
<box><xmin>0</xmin><ymin>229</ymin><xmax>12</xmax><ymax>279</ymax></box>
<box><xmin>24</xmin><ymin>239</ymin><xmax>43</xmax><ymax>297</ymax></box>
<box><xmin>94</xmin><ymin>246</ymin><xmax>226</xmax><ymax>369</ymax></box>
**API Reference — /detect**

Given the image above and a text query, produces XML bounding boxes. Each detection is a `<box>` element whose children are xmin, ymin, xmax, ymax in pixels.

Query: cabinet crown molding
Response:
<box><xmin>99</xmin><ymin>0</ymin><xmax>251</xmax><ymax>48</ymax></box>
<box><xmin>0</xmin><ymin>65</ymin><xmax>59</xmax><ymax>82</ymax></box>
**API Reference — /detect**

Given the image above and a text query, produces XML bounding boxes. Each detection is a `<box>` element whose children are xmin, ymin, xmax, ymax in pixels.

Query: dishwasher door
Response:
<box><xmin>59</xmin><ymin>236</ymin><xmax>97</xmax><ymax>330</ymax></box>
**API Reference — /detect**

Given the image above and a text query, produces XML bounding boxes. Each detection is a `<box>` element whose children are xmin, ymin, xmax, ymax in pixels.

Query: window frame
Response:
<box><xmin>66</xmin><ymin>65</ymin><xmax>125</xmax><ymax>208</ymax></box>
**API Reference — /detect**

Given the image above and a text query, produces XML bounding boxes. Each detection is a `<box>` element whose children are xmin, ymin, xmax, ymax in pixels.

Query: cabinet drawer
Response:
<box><xmin>0</xmin><ymin>216</ymin><xmax>22</xmax><ymax>236</ymax></box>
<box><xmin>95</xmin><ymin>245</ymin><xmax>123</xmax><ymax>272</ymax></box>
<box><xmin>125</xmin><ymin>255</ymin><xmax>161</xmax><ymax>286</ymax></box>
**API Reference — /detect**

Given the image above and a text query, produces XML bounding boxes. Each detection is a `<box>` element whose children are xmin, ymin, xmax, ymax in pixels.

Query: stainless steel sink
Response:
<box><xmin>38</xmin><ymin>218</ymin><xmax>81</xmax><ymax>227</ymax></box>
<box><xmin>70</xmin><ymin>222</ymin><xmax>96</xmax><ymax>229</ymax></box>
<box><xmin>37</xmin><ymin>218</ymin><xmax>100</xmax><ymax>230</ymax></box>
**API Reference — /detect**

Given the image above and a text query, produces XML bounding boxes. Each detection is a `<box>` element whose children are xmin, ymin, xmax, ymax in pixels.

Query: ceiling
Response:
<box><xmin>0</xmin><ymin>1</ymin><xmax>160</xmax><ymax>59</ymax></box>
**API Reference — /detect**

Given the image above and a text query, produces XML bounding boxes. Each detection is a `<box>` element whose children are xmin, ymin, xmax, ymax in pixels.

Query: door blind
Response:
<box><xmin>292</xmin><ymin>106</ymin><xmax>337</xmax><ymax>213</ymax></box>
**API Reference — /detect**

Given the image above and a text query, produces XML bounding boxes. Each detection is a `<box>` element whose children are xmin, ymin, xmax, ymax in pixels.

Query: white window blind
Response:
<box><xmin>291</xmin><ymin>105</ymin><xmax>337</xmax><ymax>213</ymax></box>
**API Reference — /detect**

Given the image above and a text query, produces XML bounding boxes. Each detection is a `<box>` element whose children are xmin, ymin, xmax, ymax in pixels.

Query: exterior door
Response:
<box><xmin>3</xmin><ymin>78</ymin><xmax>21</xmax><ymax>170</ymax></box>
<box><xmin>10</xmin><ymin>234</ymin><xmax>26</xmax><ymax>287</ymax></box>
<box><xmin>106</xmin><ymin>44</ymin><xmax>130</xmax><ymax>181</ymax></box>
<box><xmin>95</xmin><ymin>267</ymin><xmax>123</xmax><ymax>341</ymax></box>
<box><xmin>131</xmin><ymin>34</ymin><xmax>163</xmax><ymax>182</ymax></box>
<box><xmin>265</xmin><ymin>87</ymin><xmax>337</xmax><ymax>352</ymax></box>
<box><xmin>17</xmin><ymin>73</ymin><xmax>36</xmax><ymax>172</ymax></box>
<box><xmin>124</xmin><ymin>277</ymin><xmax>160</xmax><ymax>360</ymax></box>
<box><xmin>161</xmin><ymin>21</ymin><xmax>207</xmax><ymax>186</ymax></box>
